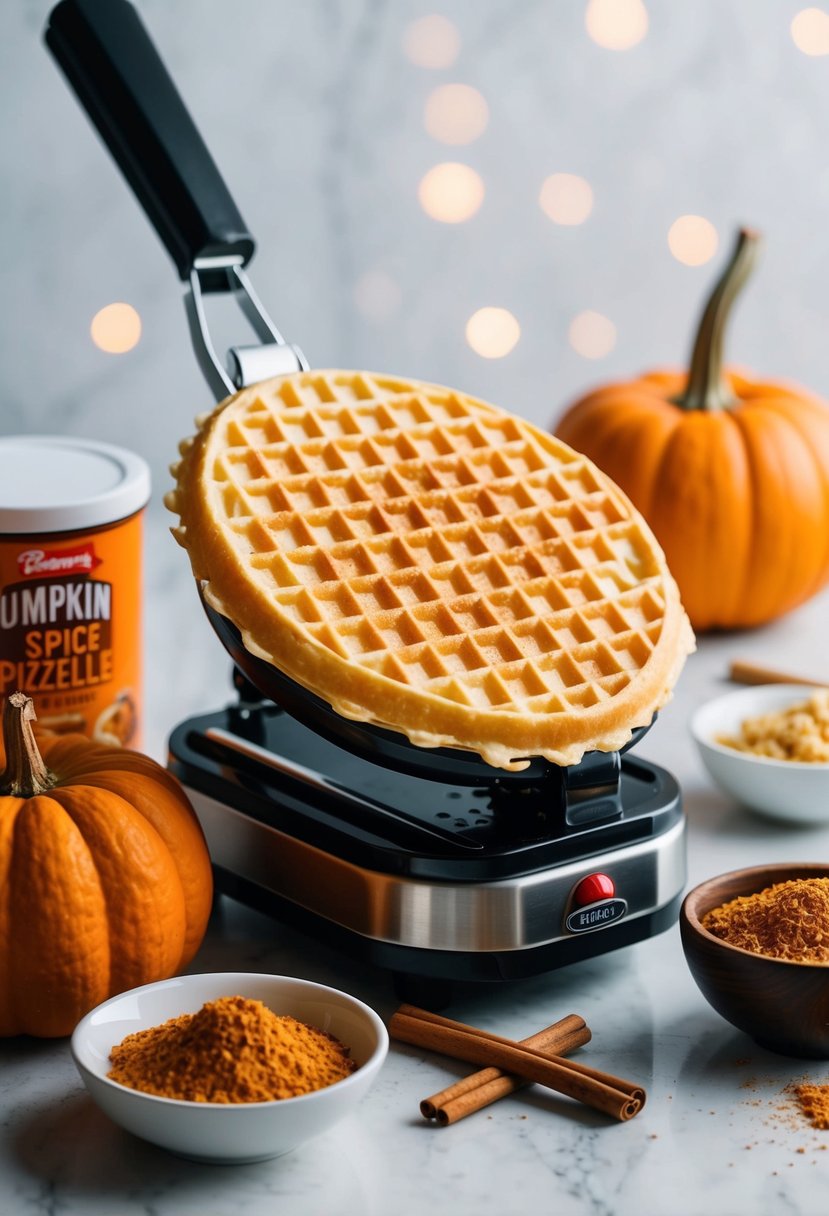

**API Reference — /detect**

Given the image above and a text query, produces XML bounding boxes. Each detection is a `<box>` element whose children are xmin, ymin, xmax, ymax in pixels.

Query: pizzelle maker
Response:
<box><xmin>46</xmin><ymin>0</ymin><xmax>686</xmax><ymax>1003</ymax></box>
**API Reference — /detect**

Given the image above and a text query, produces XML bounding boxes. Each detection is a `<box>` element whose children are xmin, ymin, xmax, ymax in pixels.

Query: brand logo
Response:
<box><xmin>565</xmin><ymin>898</ymin><xmax>628</xmax><ymax>934</ymax></box>
<box><xmin>16</xmin><ymin>544</ymin><xmax>102</xmax><ymax>579</ymax></box>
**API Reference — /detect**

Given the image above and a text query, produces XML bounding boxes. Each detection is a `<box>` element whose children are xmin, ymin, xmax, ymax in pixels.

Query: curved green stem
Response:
<box><xmin>678</xmin><ymin>227</ymin><xmax>762</xmax><ymax>412</ymax></box>
<box><xmin>0</xmin><ymin>692</ymin><xmax>56</xmax><ymax>797</ymax></box>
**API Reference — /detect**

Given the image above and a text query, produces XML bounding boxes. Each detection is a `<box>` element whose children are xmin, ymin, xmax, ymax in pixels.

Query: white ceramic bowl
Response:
<box><xmin>71</xmin><ymin>972</ymin><xmax>388</xmax><ymax>1163</ymax></box>
<box><xmin>691</xmin><ymin>684</ymin><xmax>829</xmax><ymax>824</ymax></box>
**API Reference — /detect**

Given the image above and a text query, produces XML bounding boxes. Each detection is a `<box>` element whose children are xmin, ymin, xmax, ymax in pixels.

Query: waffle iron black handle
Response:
<box><xmin>44</xmin><ymin>0</ymin><xmax>255</xmax><ymax>279</ymax></box>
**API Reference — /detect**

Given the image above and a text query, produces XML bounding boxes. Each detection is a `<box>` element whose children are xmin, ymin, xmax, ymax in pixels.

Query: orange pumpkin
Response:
<box><xmin>555</xmin><ymin>229</ymin><xmax>829</xmax><ymax>631</ymax></box>
<box><xmin>0</xmin><ymin>692</ymin><xmax>213</xmax><ymax>1037</ymax></box>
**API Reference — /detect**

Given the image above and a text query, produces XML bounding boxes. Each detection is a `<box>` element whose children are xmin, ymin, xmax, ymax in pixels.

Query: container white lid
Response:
<box><xmin>0</xmin><ymin>436</ymin><xmax>151</xmax><ymax>534</ymax></box>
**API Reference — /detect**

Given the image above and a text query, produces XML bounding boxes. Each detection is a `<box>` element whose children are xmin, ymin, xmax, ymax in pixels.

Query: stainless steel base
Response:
<box><xmin>189</xmin><ymin>788</ymin><xmax>686</xmax><ymax>955</ymax></box>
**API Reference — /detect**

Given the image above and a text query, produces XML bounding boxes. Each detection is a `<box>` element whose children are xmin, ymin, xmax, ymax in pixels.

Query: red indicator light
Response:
<box><xmin>572</xmin><ymin>873</ymin><xmax>615</xmax><ymax>906</ymax></box>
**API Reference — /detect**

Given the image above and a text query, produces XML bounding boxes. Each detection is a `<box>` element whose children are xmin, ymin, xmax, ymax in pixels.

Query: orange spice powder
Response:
<box><xmin>794</xmin><ymin>1084</ymin><xmax>829</xmax><ymax>1130</ymax></box>
<box><xmin>701</xmin><ymin>879</ymin><xmax>829</xmax><ymax>962</ymax></box>
<box><xmin>108</xmin><ymin>995</ymin><xmax>356</xmax><ymax>1102</ymax></box>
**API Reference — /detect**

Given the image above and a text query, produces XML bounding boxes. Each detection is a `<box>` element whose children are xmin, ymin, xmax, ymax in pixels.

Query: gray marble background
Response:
<box><xmin>3</xmin><ymin>0</ymin><xmax>829</xmax><ymax>750</ymax></box>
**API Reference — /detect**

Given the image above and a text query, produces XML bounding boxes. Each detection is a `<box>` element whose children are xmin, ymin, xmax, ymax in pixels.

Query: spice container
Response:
<box><xmin>691</xmin><ymin>684</ymin><xmax>829</xmax><ymax>823</ymax></box>
<box><xmin>680</xmin><ymin>863</ymin><xmax>829</xmax><ymax>1058</ymax></box>
<box><xmin>0</xmin><ymin>436</ymin><xmax>150</xmax><ymax>746</ymax></box>
<box><xmin>71</xmin><ymin>972</ymin><xmax>388</xmax><ymax>1163</ymax></box>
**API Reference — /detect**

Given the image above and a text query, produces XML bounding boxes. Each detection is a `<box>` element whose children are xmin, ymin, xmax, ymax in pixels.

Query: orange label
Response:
<box><xmin>0</xmin><ymin>513</ymin><xmax>143</xmax><ymax>747</ymax></box>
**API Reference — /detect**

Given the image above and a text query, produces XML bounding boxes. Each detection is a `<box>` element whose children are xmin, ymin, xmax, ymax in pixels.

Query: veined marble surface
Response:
<box><xmin>3</xmin><ymin>1</ymin><xmax>829</xmax><ymax>1210</ymax></box>
<box><xmin>2</xmin><ymin>563</ymin><xmax>829</xmax><ymax>1215</ymax></box>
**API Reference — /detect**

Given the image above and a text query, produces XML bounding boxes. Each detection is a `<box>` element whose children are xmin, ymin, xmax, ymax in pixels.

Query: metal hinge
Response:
<box><xmin>184</xmin><ymin>259</ymin><xmax>308</xmax><ymax>400</ymax></box>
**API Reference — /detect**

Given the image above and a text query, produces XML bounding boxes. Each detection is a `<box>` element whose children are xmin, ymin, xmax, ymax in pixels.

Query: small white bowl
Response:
<box><xmin>691</xmin><ymin>684</ymin><xmax>829</xmax><ymax>824</ymax></box>
<box><xmin>71</xmin><ymin>972</ymin><xmax>388</xmax><ymax>1164</ymax></box>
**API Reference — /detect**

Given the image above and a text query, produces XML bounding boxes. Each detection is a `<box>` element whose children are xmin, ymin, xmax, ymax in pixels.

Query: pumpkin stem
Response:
<box><xmin>0</xmin><ymin>692</ymin><xmax>57</xmax><ymax>797</ymax></box>
<box><xmin>678</xmin><ymin>227</ymin><xmax>762</xmax><ymax>412</ymax></box>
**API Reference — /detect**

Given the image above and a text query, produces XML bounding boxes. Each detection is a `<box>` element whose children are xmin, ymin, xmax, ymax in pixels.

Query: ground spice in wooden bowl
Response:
<box><xmin>108</xmin><ymin>995</ymin><xmax>357</xmax><ymax>1102</ymax></box>
<box><xmin>701</xmin><ymin>878</ymin><xmax>829</xmax><ymax>963</ymax></box>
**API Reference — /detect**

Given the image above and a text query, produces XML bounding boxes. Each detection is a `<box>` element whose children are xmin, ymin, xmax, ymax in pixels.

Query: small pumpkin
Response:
<box><xmin>555</xmin><ymin>229</ymin><xmax>829</xmax><ymax>631</ymax></box>
<box><xmin>0</xmin><ymin>692</ymin><xmax>213</xmax><ymax>1037</ymax></box>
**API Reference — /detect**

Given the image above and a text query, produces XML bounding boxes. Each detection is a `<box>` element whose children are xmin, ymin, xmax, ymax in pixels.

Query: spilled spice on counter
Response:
<box><xmin>701</xmin><ymin>878</ymin><xmax>829</xmax><ymax>962</ymax></box>
<box><xmin>108</xmin><ymin>995</ymin><xmax>356</xmax><ymax>1102</ymax></box>
<box><xmin>793</xmin><ymin>1084</ymin><xmax>829</xmax><ymax>1130</ymax></box>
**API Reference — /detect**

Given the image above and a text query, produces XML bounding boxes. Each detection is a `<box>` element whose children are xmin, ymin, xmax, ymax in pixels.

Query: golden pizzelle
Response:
<box><xmin>167</xmin><ymin>371</ymin><xmax>694</xmax><ymax>770</ymax></box>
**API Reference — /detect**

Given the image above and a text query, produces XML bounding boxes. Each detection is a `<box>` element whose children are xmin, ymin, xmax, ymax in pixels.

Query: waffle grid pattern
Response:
<box><xmin>198</xmin><ymin>372</ymin><xmax>669</xmax><ymax>720</ymax></box>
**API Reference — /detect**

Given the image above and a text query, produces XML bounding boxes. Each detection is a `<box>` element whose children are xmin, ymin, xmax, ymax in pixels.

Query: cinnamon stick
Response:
<box><xmin>389</xmin><ymin>1006</ymin><xmax>645</xmax><ymax>1122</ymax></box>
<box><xmin>420</xmin><ymin>1013</ymin><xmax>591</xmax><ymax>1125</ymax></box>
<box><xmin>728</xmin><ymin>660</ymin><xmax>825</xmax><ymax>688</ymax></box>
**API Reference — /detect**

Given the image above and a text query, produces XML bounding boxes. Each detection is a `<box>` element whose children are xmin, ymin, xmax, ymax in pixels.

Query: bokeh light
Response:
<box><xmin>539</xmin><ymin>174</ymin><xmax>594</xmax><ymax>226</ymax></box>
<box><xmin>791</xmin><ymin>8</ymin><xmax>829</xmax><ymax>55</ymax></box>
<box><xmin>568</xmin><ymin>311</ymin><xmax>617</xmax><ymax>359</ymax></box>
<box><xmin>424</xmin><ymin>84</ymin><xmax>489</xmax><ymax>145</ymax></box>
<box><xmin>353</xmin><ymin>270</ymin><xmax>403</xmax><ymax>323</ymax></box>
<box><xmin>668</xmin><ymin>215</ymin><xmax>719</xmax><ymax>266</ymax></box>
<box><xmin>402</xmin><ymin>15</ymin><xmax>461</xmax><ymax>68</ymax></box>
<box><xmin>418</xmin><ymin>163</ymin><xmax>485</xmax><ymax>223</ymax></box>
<box><xmin>585</xmin><ymin>0</ymin><xmax>649</xmax><ymax>50</ymax></box>
<box><xmin>465</xmin><ymin>308</ymin><xmax>521</xmax><ymax>359</ymax></box>
<box><xmin>90</xmin><ymin>303</ymin><xmax>142</xmax><ymax>354</ymax></box>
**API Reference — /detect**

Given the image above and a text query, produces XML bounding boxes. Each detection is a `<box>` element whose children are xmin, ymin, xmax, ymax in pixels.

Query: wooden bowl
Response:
<box><xmin>680</xmin><ymin>863</ymin><xmax>829</xmax><ymax>1058</ymax></box>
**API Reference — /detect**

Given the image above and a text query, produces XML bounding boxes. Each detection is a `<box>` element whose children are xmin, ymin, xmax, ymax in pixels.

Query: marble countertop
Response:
<box><xmin>3</xmin><ymin>534</ymin><xmax>829</xmax><ymax>1216</ymax></box>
